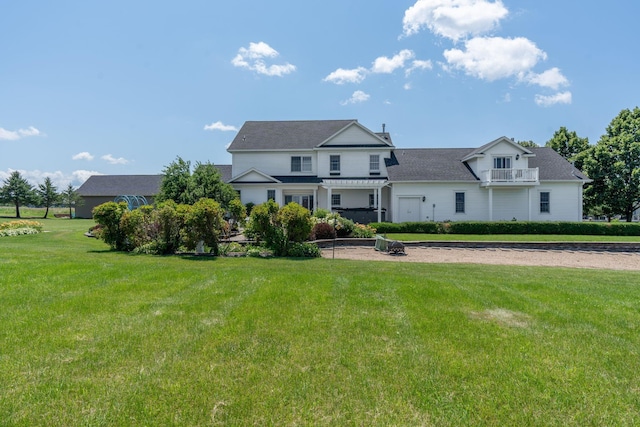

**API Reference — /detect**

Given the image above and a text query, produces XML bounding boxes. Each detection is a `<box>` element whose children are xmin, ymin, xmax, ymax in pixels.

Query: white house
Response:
<box><xmin>228</xmin><ymin>120</ymin><xmax>590</xmax><ymax>223</ymax></box>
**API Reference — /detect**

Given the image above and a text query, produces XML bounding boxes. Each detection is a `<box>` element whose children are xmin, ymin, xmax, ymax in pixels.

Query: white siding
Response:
<box><xmin>530</xmin><ymin>183</ymin><xmax>584</xmax><ymax>221</ymax></box>
<box><xmin>232</xmin><ymin>151</ymin><xmax>314</xmax><ymax>177</ymax></box>
<box><xmin>317</xmin><ymin>149</ymin><xmax>390</xmax><ymax>177</ymax></box>
<box><xmin>321</xmin><ymin>124</ymin><xmax>385</xmax><ymax>146</ymax></box>
<box><xmin>492</xmin><ymin>188</ymin><xmax>529</xmax><ymax>221</ymax></box>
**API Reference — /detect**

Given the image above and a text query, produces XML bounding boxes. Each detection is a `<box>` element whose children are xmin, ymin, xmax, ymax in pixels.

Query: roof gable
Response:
<box><xmin>317</xmin><ymin>121</ymin><xmax>394</xmax><ymax>148</ymax></box>
<box><xmin>462</xmin><ymin>136</ymin><xmax>533</xmax><ymax>161</ymax></box>
<box><xmin>229</xmin><ymin>168</ymin><xmax>281</xmax><ymax>183</ymax></box>
<box><xmin>227</xmin><ymin>120</ymin><xmax>357</xmax><ymax>152</ymax></box>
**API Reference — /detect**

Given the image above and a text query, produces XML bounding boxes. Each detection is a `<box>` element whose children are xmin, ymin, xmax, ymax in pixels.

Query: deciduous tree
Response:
<box><xmin>546</xmin><ymin>127</ymin><xmax>590</xmax><ymax>170</ymax></box>
<box><xmin>583</xmin><ymin>107</ymin><xmax>640</xmax><ymax>222</ymax></box>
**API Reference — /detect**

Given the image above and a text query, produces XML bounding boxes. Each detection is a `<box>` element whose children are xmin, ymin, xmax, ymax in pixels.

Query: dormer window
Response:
<box><xmin>291</xmin><ymin>156</ymin><xmax>312</xmax><ymax>172</ymax></box>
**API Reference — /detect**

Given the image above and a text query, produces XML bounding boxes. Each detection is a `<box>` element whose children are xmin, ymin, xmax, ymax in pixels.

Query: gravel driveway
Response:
<box><xmin>322</xmin><ymin>246</ymin><xmax>640</xmax><ymax>271</ymax></box>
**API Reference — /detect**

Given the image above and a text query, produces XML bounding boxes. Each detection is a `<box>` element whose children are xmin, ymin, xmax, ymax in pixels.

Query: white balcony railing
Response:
<box><xmin>480</xmin><ymin>168</ymin><xmax>539</xmax><ymax>184</ymax></box>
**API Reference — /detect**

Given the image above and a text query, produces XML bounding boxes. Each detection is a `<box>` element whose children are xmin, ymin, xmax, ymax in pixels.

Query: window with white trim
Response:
<box><xmin>455</xmin><ymin>192</ymin><xmax>465</xmax><ymax>213</ymax></box>
<box><xmin>267</xmin><ymin>189</ymin><xmax>276</xmax><ymax>201</ymax></box>
<box><xmin>330</xmin><ymin>155</ymin><xmax>340</xmax><ymax>173</ymax></box>
<box><xmin>369</xmin><ymin>154</ymin><xmax>380</xmax><ymax>172</ymax></box>
<box><xmin>540</xmin><ymin>191</ymin><xmax>550</xmax><ymax>213</ymax></box>
<box><xmin>493</xmin><ymin>157</ymin><xmax>512</xmax><ymax>169</ymax></box>
<box><xmin>331</xmin><ymin>194</ymin><xmax>341</xmax><ymax>207</ymax></box>
<box><xmin>291</xmin><ymin>156</ymin><xmax>312</xmax><ymax>172</ymax></box>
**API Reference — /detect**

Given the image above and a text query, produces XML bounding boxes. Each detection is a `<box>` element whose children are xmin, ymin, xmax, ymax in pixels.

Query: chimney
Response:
<box><xmin>382</xmin><ymin>123</ymin><xmax>386</xmax><ymax>133</ymax></box>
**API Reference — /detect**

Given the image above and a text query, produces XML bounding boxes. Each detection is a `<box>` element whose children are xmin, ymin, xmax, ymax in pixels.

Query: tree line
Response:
<box><xmin>518</xmin><ymin>107</ymin><xmax>640</xmax><ymax>222</ymax></box>
<box><xmin>0</xmin><ymin>173</ymin><xmax>82</xmax><ymax>218</ymax></box>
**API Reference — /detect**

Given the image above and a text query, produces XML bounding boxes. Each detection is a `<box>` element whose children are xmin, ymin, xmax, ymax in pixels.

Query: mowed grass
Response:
<box><xmin>1</xmin><ymin>219</ymin><xmax>640</xmax><ymax>425</ymax></box>
<box><xmin>386</xmin><ymin>233</ymin><xmax>640</xmax><ymax>242</ymax></box>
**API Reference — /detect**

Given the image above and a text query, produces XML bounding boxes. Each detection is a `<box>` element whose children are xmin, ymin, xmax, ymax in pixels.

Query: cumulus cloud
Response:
<box><xmin>525</xmin><ymin>67</ymin><xmax>569</xmax><ymax>90</ymax></box>
<box><xmin>72</xmin><ymin>151</ymin><xmax>94</xmax><ymax>161</ymax></box>
<box><xmin>73</xmin><ymin>170</ymin><xmax>103</xmax><ymax>184</ymax></box>
<box><xmin>323</xmin><ymin>67</ymin><xmax>368</xmax><ymax>84</ymax></box>
<box><xmin>372</xmin><ymin>50</ymin><xmax>415</xmax><ymax>74</ymax></box>
<box><xmin>204</xmin><ymin>121</ymin><xmax>238</xmax><ymax>132</ymax></box>
<box><xmin>0</xmin><ymin>126</ymin><xmax>42</xmax><ymax>141</ymax></box>
<box><xmin>402</xmin><ymin>0</ymin><xmax>508</xmax><ymax>41</ymax></box>
<box><xmin>535</xmin><ymin>91</ymin><xmax>572</xmax><ymax>107</ymax></box>
<box><xmin>232</xmin><ymin>41</ymin><xmax>296</xmax><ymax>77</ymax></box>
<box><xmin>340</xmin><ymin>90</ymin><xmax>370</xmax><ymax>105</ymax></box>
<box><xmin>101</xmin><ymin>154</ymin><xmax>129</xmax><ymax>165</ymax></box>
<box><xmin>443</xmin><ymin>37</ymin><xmax>546</xmax><ymax>81</ymax></box>
<box><xmin>406</xmin><ymin>59</ymin><xmax>434</xmax><ymax>76</ymax></box>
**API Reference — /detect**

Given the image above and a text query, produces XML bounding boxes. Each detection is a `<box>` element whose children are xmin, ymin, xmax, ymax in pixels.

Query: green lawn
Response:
<box><xmin>386</xmin><ymin>233</ymin><xmax>640</xmax><ymax>242</ymax></box>
<box><xmin>1</xmin><ymin>219</ymin><xmax>640</xmax><ymax>425</ymax></box>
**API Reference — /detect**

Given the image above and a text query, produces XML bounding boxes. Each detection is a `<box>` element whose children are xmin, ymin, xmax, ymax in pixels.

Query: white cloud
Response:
<box><xmin>232</xmin><ymin>41</ymin><xmax>296</xmax><ymax>77</ymax></box>
<box><xmin>402</xmin><ymin>0</ymin><xmax>508</xmax><ymax>41</ymax></box>
<box><xmin>443</xmin><ymin>37</ymin><xmax>546</xmax><ymax>81</ymax></box>
<box><xmin>535</xmin><ymin>91</ymin><xmax>572</xmax><ymax>107</ymax></box>
<box><xmin>72</xmin><ymin>151</ymin><xmax>94</xmax><ymax>161</ymax></box>
<box><xmin>0</xmin><ymin>126</ymin><xmax>42</xmax><ymax>141</ymax></box>
<box><xmin>340</xmin><ymin>90</ymin><xmax>370</xmax><ymax>105</ymax></box>
<box><xmin>101</xmin><ymin>154</ymin><xmax>129</xmax><ymax>165</ymax></box>
<box><xmin>404</xmin><ymin>82</ymin><xmax>413</xmax><ymax>90</ymax></box>
<box><xmin>204</xmin><ymin>121</ymin><xmax>238</xmax><ymax>132</ymax></box>
<box><xmin>323</xmin><ymin>67</ymin><xmax>368</xmax><ymax>84</ymax></box>
<box><xmin>372</xmin><ymin>50</ymin><xmax>415</xmax><ymax>74</ymax></box>
<box><xmin>73</xmin><ymin>170</ymin><xmax>103</xmax><ymax>185</ymax></box>
<box><xmin>525</xmin><ymin>67</ymin><xmax>569</xmax><ymax>90</ymax></box>
<box><xmin>406</xmin><ymin>59</ymin><xmax>434</xmax><ymax>76</ymax></box>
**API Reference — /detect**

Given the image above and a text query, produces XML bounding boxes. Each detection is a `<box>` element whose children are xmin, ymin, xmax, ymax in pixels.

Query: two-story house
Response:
<box><xmin>228</xmin><ymin>120</ymin><xmax>589</xmax><ymax>223</ymax></box>
<box><xmin>78</xmin><ymin>119</ymin><xmax>589</xmax><ymax>222</ymax></box>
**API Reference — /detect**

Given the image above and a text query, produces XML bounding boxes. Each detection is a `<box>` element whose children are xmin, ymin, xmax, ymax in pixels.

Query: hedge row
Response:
<box><xmin>369</xmin><ymin>221</ymin><xmax>640</xmax><ymax>236</ymax></box>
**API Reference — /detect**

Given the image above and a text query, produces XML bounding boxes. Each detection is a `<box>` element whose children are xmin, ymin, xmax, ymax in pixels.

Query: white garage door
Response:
<box><xmin>397</xmin><ymin>197</ymin><xmax>421</xmax><ymax>222</ymax></box>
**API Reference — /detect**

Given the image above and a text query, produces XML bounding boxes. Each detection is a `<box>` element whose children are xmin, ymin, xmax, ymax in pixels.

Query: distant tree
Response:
<box><xmin>61</xmin><ymin>184</ymin><xmax>83</xmax><ymax>218</ymax></box>
<box><xmin>0</xmin><ymin>171</ymin><xmax>36</xmax><ymax>218</ymax></box>
<box><xmin>517</xmin><ymin>140</ymin><xmax>539</xmax><ymax>148</ymax></box>
<box><xmin>545</xmin><ymin>127</ymin><xmax>590</xmax><ymax>170</ymax></box>
<box><xmin>156</xmin><ymin>156</ymin><xmax>193</xmax><ymax>205</ymax></box>
<box><xmin>37</xmin><ymin>177</ymin><xmax>60</xmax><ymax>218</ymax></box>
<box><xmin>582</xmin><ymin>107</ymin><xmax>640</xmax><ymax>222</ymax></box>
<box><xmin>156</xmin><ymin>157</ymin><xmax>238</xmax><ymax>207</ymax></box>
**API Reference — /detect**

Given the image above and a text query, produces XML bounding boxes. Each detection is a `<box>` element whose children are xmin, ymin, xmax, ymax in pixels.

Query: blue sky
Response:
<box><xmin>2</xmin><ymin>0</ymin><xmax>639</xmax><ymax>188</ymax></box>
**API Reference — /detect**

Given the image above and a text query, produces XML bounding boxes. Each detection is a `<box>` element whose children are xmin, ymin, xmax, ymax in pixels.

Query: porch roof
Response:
<box><xmin>321</xmin><ymin>179</ymin><xmax>388</xmax><ymax>188</ymax></box>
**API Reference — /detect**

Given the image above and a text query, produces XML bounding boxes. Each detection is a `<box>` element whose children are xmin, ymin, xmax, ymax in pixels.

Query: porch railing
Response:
<box><xmin>481</xmin><ymin>168</ymin><xmax>539</xmax><ymax>183</ymax></box>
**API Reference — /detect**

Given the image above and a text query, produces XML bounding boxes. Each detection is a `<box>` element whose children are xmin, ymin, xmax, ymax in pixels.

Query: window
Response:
<box><xmin>331</xmin><ymin>194</ymin><xmax>341</xmax><ymax>207</ymax></box>
<box><xmin>540</xmin><ymin>191</ymin><xmax>550</xmax><ymax>213</ymax></box>
<box><xmin>493</xmin><ymin>157</ymin><xmax>512</xmax><ymax>169</ymax></box>
<box><xmin>330</xmin><ymin>155</ymin><xmax>341</xmax><ymax>173</ymax></box>
<box><xmin>285</xmin><ymin>194</ymin><xmax>314</xmax><ymax>209</ymax></box>
<box><xmin>369</xmin><ymin>154</ymin><xmax>380</xmax><ymax>171</ymax></box>
<box><xmin>455</xmin><ymin>192</ymin><xmax>465</xmax><ymax>213</ymax></box>
<box><xmin>267</xmin><ymin>189</ymin><xmax>276</xmax><ymax>201</ymax></box>
<box><xmin>369</xmin><ymin>193</ymin><xmax>376</xmax><ymax>208</ymax></box>
<box><xmin>291</xmin><ymin>156</ymin><xmax>312</xmax><ymax>172</ymax></box>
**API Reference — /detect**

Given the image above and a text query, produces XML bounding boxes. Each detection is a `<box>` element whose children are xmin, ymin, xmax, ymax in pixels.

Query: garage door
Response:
<box><xmin>397</xmin><ymin>197</ymin><xmax>421</xmax><ymax>222</ymax></box>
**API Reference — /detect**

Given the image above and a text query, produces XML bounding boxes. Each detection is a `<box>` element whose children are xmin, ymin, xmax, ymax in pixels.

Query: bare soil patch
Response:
<box><xmin>322</xmin><ymin>246</ymin><xmax>640</xmax><ymax>271</ymax></box>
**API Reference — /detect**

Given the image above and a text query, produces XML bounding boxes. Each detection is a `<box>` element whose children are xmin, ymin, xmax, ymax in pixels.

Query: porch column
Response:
<box><xmin>313</xmin><ymin>188</ymin><xmax>318</xmax><ymax>211</ymax></box>
<box><xmin>488</xmin><ymin>187</ymin><xmax>493</xmax><ymax>221</ymax></box>
<box><xmin>377</xmin><ymin>186</ymin><xmax>382</xmax><ymax>223</ymax></box>
<box><xmin>527</xmin><ymin>188</ymin><xmax>532</xmax><ymax>221</ymax></box>
<box><xmin>327</xmin><ymin>186</ymin><xmax>332</xmax><ymax>211</ymax></box>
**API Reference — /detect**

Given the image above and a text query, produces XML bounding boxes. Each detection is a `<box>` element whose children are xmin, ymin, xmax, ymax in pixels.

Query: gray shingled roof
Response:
<box><xmin>77</xmin><ymin>175</ymin><xmax>163</xmax><ymax>196</ymax></box>
<box><xmin>77</xmin><ymin>166</ymin><xmax>234</xmax><ymax>197</ymax></box>
<box><xmin>386</xmin><ymin>147</ymin><xmax>587</xmax><ymax>182</ymax></box>
<box><xmin>387</xmin><ymin>149</ymin><xmax>480</xmax><ymax>181</ymax></box>
<box><xmin>228</xmin><ymin>120</ymin><xmax>358</xmax><ymax>151</ymax></box>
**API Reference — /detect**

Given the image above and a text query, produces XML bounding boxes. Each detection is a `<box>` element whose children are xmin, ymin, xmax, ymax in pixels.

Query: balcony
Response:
<box><xmin>480</xmin><ymin>168</ymin><xmax>539</xmax><ymax>186</ymax></box>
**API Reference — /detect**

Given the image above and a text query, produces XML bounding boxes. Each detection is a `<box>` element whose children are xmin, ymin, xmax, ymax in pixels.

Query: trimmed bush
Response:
<box><xmin>286</xmin><ymin>242</ymin><xmax>321</xmax><ymax>258</ymax></box>
<box><xmin>311</xmin><ymin>222</ymin><xmax>336</xmax><ymax>240</ymax></box>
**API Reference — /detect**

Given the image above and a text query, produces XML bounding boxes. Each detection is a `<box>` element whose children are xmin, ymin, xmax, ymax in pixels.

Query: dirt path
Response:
<box><xmin>322</xmin><ymin>246</ymin><xmax>640</xmax><ymax>271</ymax></box>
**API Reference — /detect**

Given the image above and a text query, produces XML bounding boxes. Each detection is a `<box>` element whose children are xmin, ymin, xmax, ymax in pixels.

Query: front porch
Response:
<box><xmin>322</xmin><ymin>179</ymin><xmax>388</xmax><ymax>223</ymax></box>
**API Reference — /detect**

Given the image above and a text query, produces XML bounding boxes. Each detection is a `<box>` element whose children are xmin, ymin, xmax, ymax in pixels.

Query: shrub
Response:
<box><xmin>311</xmin><ymin>222</ymin><xmax>336</xmax><ymax>240</ymax></box>
<box><xmin>351</xmin><ymin>223</ymin><xmax>376</xmax><ymax>238</ymax></box>
<box><xmin>312</xmin><ymin>208</ymin><xmax>330</xmax><ymax>219</ymax></box>
<box><xmin>183</xmin><ymin>198</ymin><xmax>225</xmax><ymax>255</ymax></box>
<box><xmin>286</xmin><ymin>242</ymin><xmax>321</xmax><ymax>258</ymax></box>
<box><xmin>0</xmin><ymin>220</ymin><xmax>43</xmax><ymax>235</ymax></box>
<box><xmin>278</xmin><ymin>202</ymin><xmax>313</xmax><ymax>243</ymax></box>
<box><xmin>92</xmin><ymin>202</ymin><xmax>129</xmax><ymax>250</ymax></box>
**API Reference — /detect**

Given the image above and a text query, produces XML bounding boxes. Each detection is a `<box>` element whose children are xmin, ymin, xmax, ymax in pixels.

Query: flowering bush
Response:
<box><xmin>0</xmin><ymin>220</ymin><xmax>43</xmax><ymax>237</ymax></box>
<box><xmin>351</xmin><ymin>223</ymin><xmax>377</xmax><ymax>238</ymax></box>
